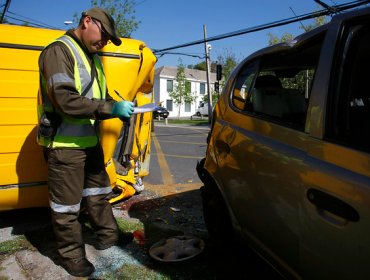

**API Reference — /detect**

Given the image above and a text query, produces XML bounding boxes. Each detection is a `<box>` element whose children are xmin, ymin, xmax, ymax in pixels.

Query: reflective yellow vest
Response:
<box><xmin>37</xmin><ymin>35</ymin><xmax>106</xmax><ymax>148</ymax></box>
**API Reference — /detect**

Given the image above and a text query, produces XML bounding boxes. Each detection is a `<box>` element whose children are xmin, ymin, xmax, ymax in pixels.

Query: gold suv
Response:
<box><xmin>198</xmin><ymin>6</ymin><xmax>370</xmax><ymax>280</ymax></box>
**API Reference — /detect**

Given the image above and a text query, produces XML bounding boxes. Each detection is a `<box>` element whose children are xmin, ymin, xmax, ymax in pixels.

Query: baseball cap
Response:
<box><xmin>82</xmin><ymin>7</ymin><xmax>122</xmax><ymax>46</ymax></box>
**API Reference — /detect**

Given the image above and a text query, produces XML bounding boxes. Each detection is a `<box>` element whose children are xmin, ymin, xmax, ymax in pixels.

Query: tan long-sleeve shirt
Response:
<box><xmin>38</xmin><ymin>29</ymin><xmax>115</xmax><ymax>120</ymax></box>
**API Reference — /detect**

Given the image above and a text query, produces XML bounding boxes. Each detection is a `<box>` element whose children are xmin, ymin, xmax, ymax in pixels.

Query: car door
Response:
<box><xmin>300</xmin><ymin>20</ymin><xmax>370</xmax><ymax>280</ymax></box>
<box><xmin>211</xmin><ymin>60</ymin><xmax>307</xmax><ymax>276</ymax></box>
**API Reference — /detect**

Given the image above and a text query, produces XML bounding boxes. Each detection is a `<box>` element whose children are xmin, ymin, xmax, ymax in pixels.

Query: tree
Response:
<box><xmin>300</xmin><ymin>15</ymin><xmax>328</xmax><ymax>32</ymax></box>
<box><xmin>202</xmin><ymin>89</ymin><xmax>219</xmax><ymax>105</ymax></box>
<box><xmin>268</xmin><ymin>15</ymin><xmax>328</xmax><ymax>45</ymax></box>
<box><xmin>216</xmin><ymin>48</ymin><xmax>239</xmax><ymax>84</ymax></box>
<box><xmin>267</xmin><ymin>32</ymin><xmax>294</xmax><ymax>45</ymax></box>
<box><xmin>188</xmin><ymin>61</ymin><xmax>218</xmax><ymax>72</ymax></box>
<box><xmin>74</xmin><ymin>0</ymin><xmax>140</xmax><ymax>37</ymax></box>
<box><xmin>169</xmin><ymin>60</ymin><xmax>196</xmax><ymax>119</ymax></box>
<box><xmin>189</xmin><ymin>61</ymin><xmax>206</xmax><ymax>71</ymax></box>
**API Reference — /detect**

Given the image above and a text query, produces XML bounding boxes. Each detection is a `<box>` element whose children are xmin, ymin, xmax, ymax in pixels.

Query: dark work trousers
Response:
<box><xmin>46</xmin><ymin>145</ymin><xmax>119</xmax><ymax>261</ymax></box>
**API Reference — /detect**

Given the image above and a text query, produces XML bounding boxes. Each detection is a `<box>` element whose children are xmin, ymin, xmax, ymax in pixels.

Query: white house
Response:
<box><xmin>153</xmin><ymin>66</ymin><xmax>217</xmax><ymax>118</ymax></box>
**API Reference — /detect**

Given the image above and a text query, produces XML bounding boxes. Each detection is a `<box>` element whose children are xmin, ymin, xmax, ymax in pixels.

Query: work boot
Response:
<box><xmin>95</xmin><ymin>232</ymin><xmax>134</xmax><ymax>250</ymax></box>
<box><xmin>60</xmin><ymin>257</ymin><xmax>95</xmax><ymax>277</ymax></box>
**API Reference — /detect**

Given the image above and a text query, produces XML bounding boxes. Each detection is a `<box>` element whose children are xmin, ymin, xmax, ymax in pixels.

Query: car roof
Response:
<box><xmin>241</xmin><ymin>6</ymin><xmax>370</xmax><ymax>63</ymax></box>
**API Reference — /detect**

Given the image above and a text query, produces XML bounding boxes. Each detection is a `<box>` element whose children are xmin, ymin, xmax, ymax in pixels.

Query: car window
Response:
<box><xmin>326</xmin><ymin>23</ymin><xmax>370</xmax><ymax>152</ymax></box>
<box><xmin>232</xmin><ymin>37</ymin><xmax>324</xmax><ymax>131</ymax></box>
<box><xmin>231</xmin><ymin>62</ymin><xmax>257</xmax><ymax>110</ymax></box>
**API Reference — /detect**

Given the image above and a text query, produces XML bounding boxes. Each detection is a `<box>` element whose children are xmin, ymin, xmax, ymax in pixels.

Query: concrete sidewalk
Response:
<box><xmin>0</xmin><ymin>183</ymin><xmax>207</xmax><ymax>279</ymax></box>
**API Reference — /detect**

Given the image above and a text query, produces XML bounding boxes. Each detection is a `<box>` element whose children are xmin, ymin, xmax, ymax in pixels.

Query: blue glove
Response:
<box><xmin>111</xmin><ymin>101</ymin><xmax>134</xmax><ymax>119</ymax></box>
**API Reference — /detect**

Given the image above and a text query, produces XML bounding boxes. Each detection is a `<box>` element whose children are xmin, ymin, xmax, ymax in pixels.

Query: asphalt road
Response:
<box><xmin>146</xmin><ymin>123</ymin><xmax>209</xmax><ymax>185</ymax></box>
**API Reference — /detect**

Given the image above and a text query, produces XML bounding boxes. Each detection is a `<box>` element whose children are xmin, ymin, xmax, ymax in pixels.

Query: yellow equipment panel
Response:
<box><xmin>0</xmin><ymin>24</ymin><xmax>156</xmax><ymax>211</ymax></box>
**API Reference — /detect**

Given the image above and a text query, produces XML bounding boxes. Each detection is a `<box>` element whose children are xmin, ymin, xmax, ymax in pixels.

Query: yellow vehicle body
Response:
<box><xmin>0</xmin><ymin>24</ymin><xmax>156</xmax><ymax>211</ymax></box>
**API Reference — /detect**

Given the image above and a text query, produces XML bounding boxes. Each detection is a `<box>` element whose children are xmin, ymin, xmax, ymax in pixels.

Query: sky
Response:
<box><xmin>2</xmin><ymin>0</ymin><xmax>365</xmax><ymax>68</ymax></box>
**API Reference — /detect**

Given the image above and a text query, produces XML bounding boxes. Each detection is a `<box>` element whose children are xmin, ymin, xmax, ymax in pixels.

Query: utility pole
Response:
<box><xmin>203</xmin><ymin>24</ymin><xmax>212</xmax><ymax>123</ymax></box>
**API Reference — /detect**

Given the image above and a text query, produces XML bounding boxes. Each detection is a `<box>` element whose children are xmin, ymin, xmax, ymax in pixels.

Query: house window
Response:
<box><xmin>166</xmin><ymin>100</ymin><xmax>173</xmax><ymax>111</ymax></box>
<box><xmin>200</xmin><ymin>83</ymin><xmax>205</xmax><ymax>95</ymax></box>
<box><xmin>185</xmin><ymin>102</ymin><xmax>191</xmax><ymax>112</ymax></box>
<box><xmin>167</xmin><ymin>80</ymin><xmax>173</xmax><ymax>92</ymax></box>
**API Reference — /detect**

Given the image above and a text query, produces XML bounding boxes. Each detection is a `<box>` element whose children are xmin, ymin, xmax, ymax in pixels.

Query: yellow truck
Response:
<box><xmin>0</xmin><ymin>23</ymin><xmax>156</xmax><ymax>211</ymax></box>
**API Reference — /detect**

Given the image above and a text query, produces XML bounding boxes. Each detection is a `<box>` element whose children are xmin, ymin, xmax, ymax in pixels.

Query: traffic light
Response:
<box><xmin>216</xmin><ymin>64</ymin><xmax>222</xmax><ymax>81</ymax></box>
<box><xmin>215</xmin><ymin>82</ymin><xmax>219</xmax><ymax>93</ymax></box>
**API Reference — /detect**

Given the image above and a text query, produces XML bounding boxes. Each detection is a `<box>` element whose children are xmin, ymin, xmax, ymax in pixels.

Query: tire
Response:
<box><xmin>196</xmin><ymin>112</ymin><xmax>201</xmax><ymax>117</ymax></box>
<box><xmin>200</xmin><ymin>179</ymin><xmax>233</xmax><ymax>246</ymax></box>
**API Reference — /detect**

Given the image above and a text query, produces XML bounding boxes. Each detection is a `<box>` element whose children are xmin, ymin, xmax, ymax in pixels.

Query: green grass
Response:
<box><xmin>0</xmin><ymin>218</ymin><xmax>142</xmax><ymax>262</ymax></box>
<box><xmin>0</xmin><ymin>237</ymin><xmax>33</xmax><ymax>263</ymax></box>
<box><xmin>0</xmin><ymin>237</ymin><xmax>32</xmax><ymax>254</ymax></box>
<box><xmin>102</xmin><ymin>264</ymin><xmax>170</xmax><ymax>280</ymax></box>
<box><xmin>116</xmin><ymin>217</ymin><xmax>144</xmax><ymax>232</ymax></box>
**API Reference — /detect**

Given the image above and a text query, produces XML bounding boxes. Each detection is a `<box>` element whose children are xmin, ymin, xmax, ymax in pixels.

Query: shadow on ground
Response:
<box><xmin>0</xmin><ymin>189</ymin><xmax>283</xmax><ymax>279</ymax></box>
<box><xmin>125</xmin><ymin>189</ymin><xmax>283</xmax><ymax>280</ymax></box>
<box><xmin>0</xmin><ymin>207</ymin><xmax>106</xmax><ymax>269</ymax></box>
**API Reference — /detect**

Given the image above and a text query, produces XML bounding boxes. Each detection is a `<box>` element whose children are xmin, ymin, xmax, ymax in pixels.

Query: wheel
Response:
<box><xmin>200</xmin><ymin>177</ymin><xmax>233</xmax><ymax>246</ymax></box>
<box><xmin>196</xmin><ymin>112</ymin><xmax>201</xmax><ymax>117</ymax></box>
<box><xmin>149</xmin><ymin>235</ymin><xmax>205</xmax><ymax>262</ymax></box>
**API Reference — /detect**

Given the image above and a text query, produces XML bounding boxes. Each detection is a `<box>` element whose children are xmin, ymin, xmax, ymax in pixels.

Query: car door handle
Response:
<box><xmin>307</xmin><ymin>189</ymin><xmax>360</xmax><ymax>222</ymax></box>
<box><xmin>214</xmin><ymin>140</ymin><xmax>231</xmax><ymax>154</ymax></box>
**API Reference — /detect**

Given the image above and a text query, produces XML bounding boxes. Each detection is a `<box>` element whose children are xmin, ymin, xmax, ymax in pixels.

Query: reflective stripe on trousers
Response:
<box><xmin>83</xmin><ymin>186</ymin><xmax>111</xmax><ymax>197</ymax></box>
<box><xmin>50</xmin><ymin>186</ymin><xmax>111</xmax><ymax>213</ymax></box>
<box><xmin>50</xmin><ymin>200</ymin><xmax>81</xmax><ymax>213</ymax></box>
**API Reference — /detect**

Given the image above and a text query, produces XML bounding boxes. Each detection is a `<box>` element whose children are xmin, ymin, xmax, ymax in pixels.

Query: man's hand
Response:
<box><xmin>111</xmin><ymin>101</ymin><xmax>134</xmax><ymax>119</ymax></box>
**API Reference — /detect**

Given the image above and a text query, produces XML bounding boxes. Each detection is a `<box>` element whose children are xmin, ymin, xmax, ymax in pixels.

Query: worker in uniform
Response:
<box><xmin>37</xmin><ymin>7</ymin><xmax>133</xmax><ymax>277</ymax></box>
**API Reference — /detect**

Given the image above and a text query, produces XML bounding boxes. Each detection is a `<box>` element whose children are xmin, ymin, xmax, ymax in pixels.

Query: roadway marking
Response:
<box><xmin>151</xmin><ymin>153</ymin><xmax>204</xmax><ymax>159</ymax></box>
<box><xmin>157</xmin><ymin>140</ymin><xmax>205</xmax><ymax>145</ymax></box>
<box><xmin>155</xmin><ymin>124</ymin><xmax>210</xmax><ymax>130</ymax></box>
<box><xmin>151</xmin><ymin>132</ymin><xmax>174</xmax><ymax>185</ymax></box>
<box><xmin>187</xmin><ymin>127</ymin><xmax>210</xmax><ymax>136</ymax></box>
<box><xmin>155</xmin><ymin>133</ymin><xmax>207</xmax><ymax>138</ymax></box>
<box><xmin>145</xmin><ymin>182</ymin><xmax>202</xmax><ymax>194</ymax></box>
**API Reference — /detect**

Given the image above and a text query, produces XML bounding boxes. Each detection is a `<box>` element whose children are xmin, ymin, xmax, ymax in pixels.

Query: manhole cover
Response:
<box><xmin>149</xmin><ymin>235</ymin><xmax>205</xmax><ymax>262</ymax></box>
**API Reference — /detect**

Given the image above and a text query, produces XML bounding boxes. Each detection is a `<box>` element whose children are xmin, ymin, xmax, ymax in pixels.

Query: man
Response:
<box><xmin>37</xmin><ymin>7</ymin><xmax>133</xmax><ymax>277</ymax></box>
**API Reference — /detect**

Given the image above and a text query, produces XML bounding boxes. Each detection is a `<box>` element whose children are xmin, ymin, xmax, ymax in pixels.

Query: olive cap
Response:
<box><xmin>82</xmin><ymin>7</ymin><xmax>122</xmax><ymax>46</ymax></box>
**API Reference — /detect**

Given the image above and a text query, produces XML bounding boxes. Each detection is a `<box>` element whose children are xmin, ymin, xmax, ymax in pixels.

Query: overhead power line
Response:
<box><xmin>5</xmin><ymin>10</ymin><xmax>59</xmax><ymax>29</ymax></box>
<box><xmin>153</xmin><ymin>0</ymin><xmax>370</xmax><ymax>54</ymax></box>
<box><xmin>314</xmin><ymin>0</ymin><xmax>339</xmax><ymax>13</ymax></box>
<box><xmin>289</xmin><ymin>6</ymin><xmax>308</xmax><ymax>32</ymax></box>
<box><xmin>0</xmin><ymin>0</ymin><xmax>11</xmax><ymax>23</ymax></box>
<box><xmin>156</xmin><ymin>51</ymin><xmax>205</xmax><ymax>59</ymax></box>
